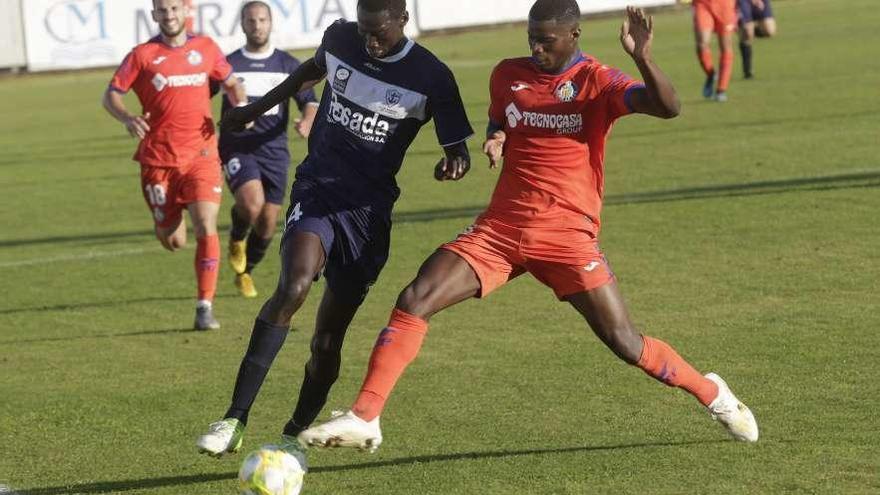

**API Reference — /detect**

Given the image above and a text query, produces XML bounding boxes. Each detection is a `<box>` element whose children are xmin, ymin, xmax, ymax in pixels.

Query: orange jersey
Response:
<box><xmin>110</xmin><ymin>35</ymin><xmax>232</xmax><ymax>168</ymax></box>
<box><xmin>486</xmin><ymin>55</ymin><xmax>643</xmax><ymax>234</ymax></box>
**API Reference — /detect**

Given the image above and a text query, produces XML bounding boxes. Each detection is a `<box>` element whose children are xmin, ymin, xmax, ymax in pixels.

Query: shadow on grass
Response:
<box><xmin>0</xmin><ymin>294</ymin><xmax>239</xmax><ymax>344</ymax></box>
<box><xmin>3</xmin><ymin>170</ymin><xmax>878</xmax><ymax>250</ymax></box>
<box><xmin>14</xmin><ymin>439</ymin><xmax>727</xmax><ymax>494</ymax></box>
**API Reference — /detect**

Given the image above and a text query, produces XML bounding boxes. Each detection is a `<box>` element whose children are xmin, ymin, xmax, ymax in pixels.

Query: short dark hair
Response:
<box><xmin>241</xmin><ymin>1</ymin><xmax>272</xmax><ymax>20</ymax></box>
<box><xmin>357</xmin><ymin>0</ymin><xmax>406</xmax><ymax>17</ymax></box>
<box><xmin>529</xmin><ymin>0</ymin><xmax>581</xmax><ymax>24</ymax></box>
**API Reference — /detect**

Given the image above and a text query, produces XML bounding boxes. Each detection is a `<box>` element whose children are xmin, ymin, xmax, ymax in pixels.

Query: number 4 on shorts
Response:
<box><xmin>287</xmin><ymin>202</ymin><xmax>303</xmax><ymax>224</ymax></box>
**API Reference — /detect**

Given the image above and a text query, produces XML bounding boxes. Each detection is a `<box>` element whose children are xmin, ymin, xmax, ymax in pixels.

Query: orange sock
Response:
<box><xmin>195</xmin><ymin>234</ymin><xmax>220</xmax><ymax>301</ymax></box>
<box><xmin>718</xmin><ymin>49</ymin><xmax>734</xmax><ymax>91</ymax></box>
<box><xmin>637</xmin><ymin>336</ymin><xmax>718</xmax><ymax>407</ymax></box>
<box><xmin>352</xmin><ymin>309</ymin><xmax>428</xmax><ymax>421</ymax></box>
<box><xmin>697</xmin><ymin>47</ymin><xmax>714</xmax><ymax>76</ymax></box>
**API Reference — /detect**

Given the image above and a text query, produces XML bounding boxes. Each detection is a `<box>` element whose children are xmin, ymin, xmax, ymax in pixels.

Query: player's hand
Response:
<box><xmin>620</xmin><ymin>6</ymin><xmax>654</xmax><ymax>61</ymax></box>
<box><xmin>434</xmin><ymin>155</ymin><xmax>470</xmax><ymax>181</ymax></box>
<box><xmin>294</xmin><ymin>117</ymin><xmax>312</xmax><ymax>139</ymax></box>
<box><xmin>482</xmin><ymin>131</ymin><xmax>506</xmax><ymax>169</ymax></box>
<box><xmin>752</xmin><ymin>0</ymin><xmax>765</xmax><ymax>9</ymax></box>
<box><xmin>125</xmin><ymin>112</ymin><xmax>151</xmax><ymax>139</ymax></box>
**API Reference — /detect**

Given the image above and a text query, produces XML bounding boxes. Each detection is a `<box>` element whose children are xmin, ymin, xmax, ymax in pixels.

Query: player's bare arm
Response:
<box><xmin>222</xmin><ymin>75</ymin><xmax>249</xmax><ymax>108</ymax></box>
<box><xmin>619</xmin><ymin>6</ymin><xmax>680</xmax><ymax>119</ymax></box>
<box><xmin>102</xmin><ymin>89</ymin><xmax>151</xmax><ymax>139</ymax></box>
<box><xmin>221</xmin><ymin>58</ymin><xmax>326</xmax><ymax>133</ymax></box>
<box><xmin>434</xmin><ymin>141</ymin><xmax>471</xmax><ymax>181</ymax></box>
<box><xmin>482</xmin><ymin>130</ymin><xmax>506</xmax><ymax>169</ymax></box>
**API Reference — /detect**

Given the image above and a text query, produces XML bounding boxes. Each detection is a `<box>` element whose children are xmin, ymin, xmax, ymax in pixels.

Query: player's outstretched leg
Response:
<box><xmin>197</xmin><ymin>231</ymin><xmax>324</xmax><ymax>456</ymax></box>
<box><xmin>566</xmin><ymin>282</ymin><xmax>758</xmax><ymax>442</ymax></box>
<box><xmin>298</xmin><ymin>250</ymin><xmax>481</xmax><ymax>452</ymax></box>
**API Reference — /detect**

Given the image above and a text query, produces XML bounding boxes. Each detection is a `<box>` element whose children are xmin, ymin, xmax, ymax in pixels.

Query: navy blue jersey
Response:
<box><xmin>219</xmin><ymin>48</ymin><xmax>318</xmax><ymax>160</ymax></box>
<box><xmin>298</xmin><ymin>20</ymin><xmax>474</xmax><ymax>209</ymax></box>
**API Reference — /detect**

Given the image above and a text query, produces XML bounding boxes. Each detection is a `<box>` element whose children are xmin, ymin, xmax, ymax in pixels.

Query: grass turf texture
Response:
<box><xmin>1</xmin><ymin>0</ymin><xmax>878</xmax><ymax>493</ymax></box>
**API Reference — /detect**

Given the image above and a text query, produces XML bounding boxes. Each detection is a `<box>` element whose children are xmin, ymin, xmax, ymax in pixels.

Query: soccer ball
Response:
<box><xmin>238</xmin><ymin>446</ymin><xmax>305</xmax><ymax>495</ymax></box>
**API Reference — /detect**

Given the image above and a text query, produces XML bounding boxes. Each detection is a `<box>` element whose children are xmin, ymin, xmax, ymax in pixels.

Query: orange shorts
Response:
<box><xmin>441</xmin><ymin>216</ymin><xmax>615</xmax><ymax>300</ymax></box>
<box><xmin>140</xmin><ymin>157</ymin><xmax>222</xmax><ymax>229</ymax></box>
<box><xmin>694</xmin><ymin>0</ymin><xmax>737</xmax><ymax>34</ymax></box>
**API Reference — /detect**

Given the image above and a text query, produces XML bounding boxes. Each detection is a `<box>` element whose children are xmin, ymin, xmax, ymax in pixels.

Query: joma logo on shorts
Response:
<box><xmin>328</xmin><ymin>93</ymin><xmax>391</xmax><ymax>142</ymax></box>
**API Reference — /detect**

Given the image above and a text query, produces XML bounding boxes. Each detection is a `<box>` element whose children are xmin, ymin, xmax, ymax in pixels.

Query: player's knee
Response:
<box><xmin>308</xmin><ymin>335</ymin><xmax>342</xmax><ymax>380</ymax></box>
<box><xmin>395</xmin><ymin>282</ymin><xmax>434</xmax><ymax>319</ymax></box>
<box><xmin>608</xmin><ymin>326</ymin><xmax>643</xmax><ymax>365</ymax></box>
<box><xmin>242</xmin><ymin>201</ymin><xmax>263</xmax><ymax>223</ymax></box>
<box><xmin>276</xmin><ymin>275</ymin><xmax>313</xmax><ymax>308</ymax></box>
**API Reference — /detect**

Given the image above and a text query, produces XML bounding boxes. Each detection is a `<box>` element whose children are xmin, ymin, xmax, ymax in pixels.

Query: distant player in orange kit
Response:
<box><xmin>692</xmin><ymin>0</ymin><xmax>736</xmax><ymax>101</ymax></box>
<box><xmin>298</xmin><ymin>1</ymin><xmax>759</xmax><ymax>452</ymax></box>
<box><xmin>102</xmin><ymin>0</ymin><xmax>249</xmax><ymax>330</ymax></box>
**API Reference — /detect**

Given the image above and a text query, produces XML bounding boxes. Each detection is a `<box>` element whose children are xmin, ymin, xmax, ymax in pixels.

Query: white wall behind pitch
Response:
<box><xmin>0</xmin><ymin>0</ymin><xmax>27</xmax><ymax>68</ymax></box>
<box><xmin>414</xmin><ymin>0</ymin><xmax>677</xmax><ymax>31</ymax></box>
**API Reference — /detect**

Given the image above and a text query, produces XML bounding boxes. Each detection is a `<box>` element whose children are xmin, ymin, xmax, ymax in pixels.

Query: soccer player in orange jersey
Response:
<box><xmin>298</xmin><ymin>1</ymin><xmax>759</xmax><ymax>451</ymax></box>
<box><xmin>692</xmin><ymin>0</ymin><xmax>736</xmax><ymax>101</ymax></box>
<box><xmin>102</xmin><ymin>0</ymin><xmax>249</xmax><ymax>330</ymax></box>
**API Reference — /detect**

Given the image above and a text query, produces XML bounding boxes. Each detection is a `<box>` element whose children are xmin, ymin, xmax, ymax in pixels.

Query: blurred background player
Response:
<box><xmin>299</xmin><ymin>1</ymin><xmax>758</xmax><ymax>451</ymax></box>
<box><xmin>692</xmin><ymin>0</ymin><xmax>736</xmax><ymax>101</ymax></box>
<box><xmin>102</xmin><ymin>0</ymin><xmax>248</xmax><ymax>330</ymax></box>
<box><xmin>195</xmin><ymin>0</ymin><xmax>473</xmax><ymax>460</ymax></box>
<box><xmin>737</xmin><ymin>0</ymin><xmax>777</xmax><ymax>79</ymax></box>
<box><xmin>220</xmin><ymin>1</ymin><xmax>319</xmax><ymax>298</ymax></box>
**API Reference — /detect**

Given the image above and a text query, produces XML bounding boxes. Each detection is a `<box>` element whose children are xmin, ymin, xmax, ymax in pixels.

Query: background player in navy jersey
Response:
<box><xmin>196</xmin><ymin>0</ymin><xmax>474</xmax><ymax>461</ymax></box>
<box><xmin>737</xmin><ymin>0</ymin><xmax>777</xmax><ymax>79</ymax></box>
<box><xmin>220</xmin><ymin>1</ymin><xmax>319</xmax><ymax>298</ymax></box>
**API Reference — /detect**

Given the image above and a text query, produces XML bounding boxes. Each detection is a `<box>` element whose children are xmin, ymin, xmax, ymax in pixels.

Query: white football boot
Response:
<box><xmin>705</xmin><ymin>373</ymin><xmax>759</xmax><ymax>442</ymax></box>
<box><xmin>196</xmin><ymin>418</ymin><xmax>245</xmax><ymax>456</ymax></box>
<box><xmin>297</xmin><ymin>410</ymin><xmax>382</xmax><ymax>453</ymax></box>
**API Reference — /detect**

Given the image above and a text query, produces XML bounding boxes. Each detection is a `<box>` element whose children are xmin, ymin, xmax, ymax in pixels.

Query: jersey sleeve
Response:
<box><xmin>109</xmin><ymin>51</ymin><xmax>140</xmax><ymax>93</ymax></box>
<box><xmin>208</xmin><ymin>40</ymin><xmax>233</xmax><ymax>82</ymax></box>
<box><xmin>428</xmin><ymin>63</ymin><xmax>474</xmax><ymax>146</ymax></box>
<box><xmin>595</xmin><ymin>64</ymin><xmax>645</xmax><ymax>121</ymax></box>
<box><xmin>313</xmin><ymin>19</ymin><xmax>345</xmax><ymax>70</ymax></box>
<box><xmin>487</xmin><ymin>63</ymin><xmax>507</xmax><ymax>132</ymax></box>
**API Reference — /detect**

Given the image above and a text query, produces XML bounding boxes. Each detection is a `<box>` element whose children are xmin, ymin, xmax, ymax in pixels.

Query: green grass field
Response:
<box><xmin>2</xmin><ymin>0</ymin><xmax>879</xmax><ymax>493</ymax></box>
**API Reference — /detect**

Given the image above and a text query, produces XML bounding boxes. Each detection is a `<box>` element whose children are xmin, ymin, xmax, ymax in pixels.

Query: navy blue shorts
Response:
<box><xmin>280</xmin><ymin>180</ymin><xmax>391</xmax><ymax>303</ymax></box>
<box><xmin>221</xmin><ymin>152</ymin><xmax>289</xmax><ymax>205</ymax></box>
<box><xmin>738</xmin><ymin>0</ymin><xmax>773</xmax><ymax>24</ymax></box>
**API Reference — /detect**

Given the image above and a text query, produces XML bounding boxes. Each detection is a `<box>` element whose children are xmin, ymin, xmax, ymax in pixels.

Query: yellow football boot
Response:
<box><xmin>228</xmin><ymin>239</ymin><xmax>247</xmax><ymax>275</ymax></box>
<box><xmin>235</xmin><ymin>273</ymin><xmax>258</xmax><ymax>298</ymax></box>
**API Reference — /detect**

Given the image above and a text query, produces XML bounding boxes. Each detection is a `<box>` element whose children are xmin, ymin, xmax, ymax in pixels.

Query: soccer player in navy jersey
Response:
<box><xmin>737</xmin><ymin>0</ymin><xmax>777</xmax><ymax>79</ymax></box>
<box><xmin>196</xmin><ymin>0</ymin><xmax>474</xmax><ymax>462</ymax></box>
<box><xmin>220</xmin><ymin>1</ymin><xmax>319</xmax><ymax>298</ymax></box>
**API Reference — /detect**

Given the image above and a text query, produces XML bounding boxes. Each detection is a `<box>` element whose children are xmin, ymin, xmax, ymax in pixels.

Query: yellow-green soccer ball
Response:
<box><xmin>238</xmin><ymin>446</ymin><xmax>304</xmax><ymax>495</ymax></box>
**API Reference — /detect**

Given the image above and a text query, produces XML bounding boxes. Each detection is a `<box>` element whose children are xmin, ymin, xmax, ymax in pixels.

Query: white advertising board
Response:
<box><xmin>0</xmin><ymin>0</ymin><xmax>27</xmax><ymax>68</ymax></box>
<box><xmin>22</xmin><ymin>0</ymin><xmax>418</xmax><ymax>72</ymax></box>
<box><xmin>414</xmin><ymin>0</ymin><xmax>677</xmax><ymax>31</ymax></box>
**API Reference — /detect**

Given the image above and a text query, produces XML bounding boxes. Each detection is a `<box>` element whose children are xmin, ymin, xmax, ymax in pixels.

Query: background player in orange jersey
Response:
<box><xmin>692</xmin><ymin>0</ymin><xmax>736</xmax><ymax>101</ymax></box>
<box><xmin>299</xmin><ymin>1</ymin><xmax>759</xmax><ymax>452</ymax></box>
<box><xmin>102</xmin><ymin>0</ymin><xmax>249</xmax><ymax>330</ymax></box>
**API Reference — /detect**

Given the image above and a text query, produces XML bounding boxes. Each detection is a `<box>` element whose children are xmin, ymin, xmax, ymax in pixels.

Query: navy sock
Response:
<box><xmin>224</xmin><ymin>319</ymin><xmax>289</xmax><ymax>424</ymax></box>
<box><xmin>740</xmin><ymin>41</ymin><xmax>753</xmax><ymax>77</ymax></box>
<box><xmin>230</xmin><ymin>206</ymin><xmax>250</xmax><ymax>242</ymax></box>
<box><xmin>283</xmin><ymin>356</ymin><xmax>342</xmax><ymax>436</ymax></box>
<box><xmin>245</xmin><ymin>232</ymin><xmax>273</xmax><ymax>274</ymax></box>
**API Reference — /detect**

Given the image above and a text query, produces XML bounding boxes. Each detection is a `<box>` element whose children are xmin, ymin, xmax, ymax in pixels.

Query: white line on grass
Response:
<box><xmin>0</xmin><ymin>247</ymin><xmax>161</xmax><ymax>268</ymax></box>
